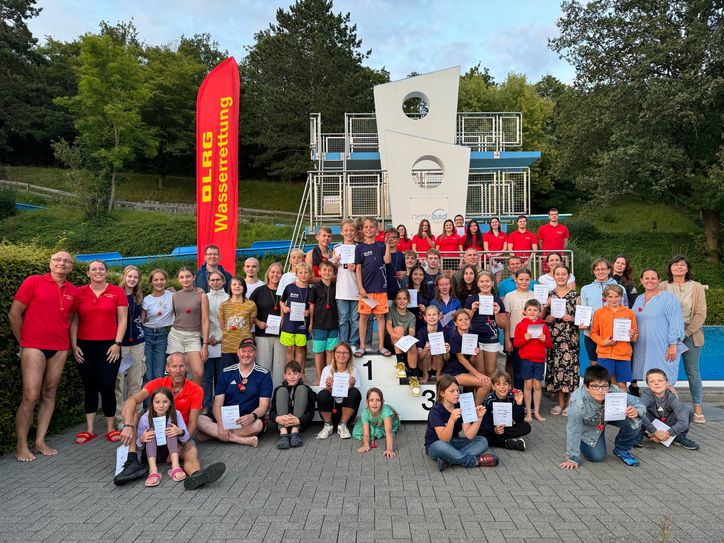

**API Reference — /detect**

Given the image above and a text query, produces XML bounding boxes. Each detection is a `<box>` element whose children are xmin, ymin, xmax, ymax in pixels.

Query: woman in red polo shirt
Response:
<box><xmin>412</xmin><ymin>219</ymin><xmax>436</xmax><ymax>255</ymax></box>
<box><xmin>70</xmin><ymin>260</ymin><xmax>128</xmax><ymax>444</ymax></box>
<box><xmin>483</xmin><ymin>217</ymin><xmax>507</xmax><ymax>281</ymax></box>
<box><xmin>396</xmin><ymin>224</ymin><xmax>413</xmax><ymax>252</ymax></box>
<box><xmin>436</xmin><ymin>219</ymin><xmax>463</xmax><ymax>259</ymax></box>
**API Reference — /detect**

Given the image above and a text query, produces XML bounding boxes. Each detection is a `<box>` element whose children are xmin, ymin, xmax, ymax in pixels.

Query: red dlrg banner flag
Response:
<box><xmin>196</xmin><ymin>57</ymin><xmax>239</xmax><ymax>274</ymax></box>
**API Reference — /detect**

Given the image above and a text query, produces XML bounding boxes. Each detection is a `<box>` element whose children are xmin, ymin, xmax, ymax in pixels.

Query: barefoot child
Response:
<box><xmin>640</xmin><ymin>368</ymin><xmax>699</xmax><ymax>450</ymax></box>
<box><xmin>464</xmin><ymin>270</ymin><xmax>508</xmax><ymax>377</ymax></box>
<box><xmin>280</xmin><ymin>263</ymin><xmax>311</xmax><ymax>365</ymax></box>
<box><xmin>354</xmin><ymin>387</ymin><xmax>399</xmax><ymax>458</ymax></box>
<box><xmin>416</xmin><ymin>305</ymin><xmax>450</xmax><ymax>383</ymax></box>
<box><xmin>447</xmin><ymin>310</ymin><xmax>492</xmax><ymax>404</ymax></box>
<box><xmin>309</xmin><ymin>261</ymin><xmax>339</xmax><ymax>384</ymax></box>
<box><xmin>137</xmin><ymin>387</ymin><xmax>188</xmax><ymax>487</ymax></box>
<box><xmin>513</xmin><ymin>299</ymin><xmax>552</xmax><ymax>422</ymax></box>
<box><xmin>386</xmin><ymin>289</ymin><xmax>421</xmax><ymax>396</ymax></box>
<box><xmin>424</xmin><ymin>375</ymin><xmax>499</xmax><ymax>471</ymax></box>
<box><xmin>270</xmin><ymin>361</ymin><xmax>316</xmax><ymax>450</ymax></box>
<box><xmin>479</xmin><ymin>370</ymin><xmax>530</xmax><ymax>451</ymax></box>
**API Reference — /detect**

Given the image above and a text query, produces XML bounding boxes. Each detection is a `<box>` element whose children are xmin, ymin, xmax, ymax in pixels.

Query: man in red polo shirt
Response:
<box><xmin>115</xmin><ymin>352</ymin><xmax>226</xmax><ymax>489</ymax></box>
<box><xmin>537</xmin><ymin>208</ymin><xmax>569</xmax><ymax>252</ymax></box>
<box><xmin>506</xmin><ymin>215</ymin><xmax>538</xmax><ymax>264</ymax></box>
<box><xmin>9</xmin><ymin>251</ymin><xmax>80</xmax><ymax>462</ymax></box>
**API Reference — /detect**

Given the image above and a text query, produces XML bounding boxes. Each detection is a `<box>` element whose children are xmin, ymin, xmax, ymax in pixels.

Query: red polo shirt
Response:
<box><xmin>537</xmin><ymin>223</ymin><xmax>569</xmax><ymax>251</ymax></box>
<box><xmin>14</xmin><ymin>274</ymin><xmax>80</xmax><ymax>350</ymax></box>
<box><xmin>76</xmin><ymin>284</ymin><xmax>128</xmax><ymax>341</ymax></box>
<box><xmin>483</xmin><ymin>231</ymin><xmax>507</xmax><ymax>252</ymax></box>
<box><xmin>436</xmin><ymin>234</ymin><xmax>462</xmax><ymax>254</ymax></box>
<box><xmin>143</xmin><ymin>377</ymin><xmax>203</xmax><ymax>425</ymax></box>
<box><xmin>507</xmin><ymin>230</ymin><xmax>537</xmax><ymax>257</ymax></box>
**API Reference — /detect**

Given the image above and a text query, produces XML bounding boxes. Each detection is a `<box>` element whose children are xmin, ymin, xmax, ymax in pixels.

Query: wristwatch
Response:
<box><xmin>114</xmin><ymin>341</ymin><xmax>122</xmax><ymax>347</ymax></box>
<box><xmin>252</xmin><ymin>413</ymin><xmax>259</xmax><ymax>421</ymax></box>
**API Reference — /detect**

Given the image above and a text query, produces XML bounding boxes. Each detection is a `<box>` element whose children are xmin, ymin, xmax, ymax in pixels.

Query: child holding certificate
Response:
<box><xmin>316</xmin><ymin>343</ymin><xmax>362</xmax><ymax>440</ymax></box>
<box><xmin>333</xmin><ymin>219</ymin><xmax>362</xmax><ymax>357</ymax></box>
<box><xmin>590</xmin><ymin>284</ymin><xmax>638</xmax><ymax>392</ymax></box>
<box><xmin>479</xmin><ymin>370</ymin><xmax>529</xmax><ymax>450</ymax></box>
<box><xmin>136</xmin><ymin>387</ymin><xmax>189</xmax><ymax>487</ymax></box>
<box><xmin>309</xmin><ymin>261</ymin><xmax>339</xmax><ymax>385</ymax></box>
<box><xmin>353</xmin><ymin>387</ymin><xmax>400</xmax><ymax>457</ymax></box>
<box><xmin>424</xmin><ymin>375</ymin><xmax>499</xmax><ymax>471</ymax></box>
<box><xmin>416</xmin><ymin>305</ymin><xmax>450</xmax><ymax>383</ymax></box>
<box><xmin>407</xmin><ymin>264</ymin><xmax>432</xmax><ymax>330</ymax></box>
<box><xmin>464</xmin><ymin>270</ymin><xmax>508</xmax><ymax>377</ymax></box>
<box><xmin>513</xmin><ymin>299</ymin><xmax>552</xmax><ymax>423</ymax></box>
<box><xmin>385</xmin><ymin>289</ymin><xmax>421</xmax><ymax>396</ymax></box>
<box><xmin>447</xmin><ymin>310</ymin><xmax>492</xmax><ymax>404</ymax></box>
<box><xmin>280</xmin><ymin>263</ymin><xmax>312</xmax><ymax>366</ymax></box>
<box><xmin>639</xmin><ymin>369</ymin><xmax>699</xmax><ymax>450</ymax></box>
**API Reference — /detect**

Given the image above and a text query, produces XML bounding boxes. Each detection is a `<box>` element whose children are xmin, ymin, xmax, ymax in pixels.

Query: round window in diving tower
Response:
<box><xmin>411</xmin><ymin>156</ymin><xmax>445</xmax><ymax>190</ymax></box>
<box><xmin>402</xmin><ymin>91</ymin><xmax>429</xmax><ymax>120</ymax></box>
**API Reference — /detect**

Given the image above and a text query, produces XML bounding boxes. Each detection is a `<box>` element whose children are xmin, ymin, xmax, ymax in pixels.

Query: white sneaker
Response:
<box><xmin>337</xmin><ymin>423</ymin><xmax>351</xmax><ymax>439</ymax></box>
<box><xmin>316</xmin><ymin>424</ymin><xmax>334</xmax><ymax>440</ymax></box>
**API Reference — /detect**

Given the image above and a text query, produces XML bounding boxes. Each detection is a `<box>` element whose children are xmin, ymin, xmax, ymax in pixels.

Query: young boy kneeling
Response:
<box><xmin>560</xmin><ymin>366</ymin><xmax>644</xmax><ymax>469</ymax></box>
<box><xmin>479</xmin><ymin>370</ymin><xmax>530</xmax><ymax>451</ymax></box>
<box><xmin>640</xmin><ymin>369</ymin><xmax>699</xmax><ymax>450</ymax></box>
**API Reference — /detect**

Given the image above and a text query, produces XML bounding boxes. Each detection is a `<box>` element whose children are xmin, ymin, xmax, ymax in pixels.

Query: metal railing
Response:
<box><xmin>311</xmin><ymin>111</ymin><xmax>524</xmax><ymax>160</ymax></box>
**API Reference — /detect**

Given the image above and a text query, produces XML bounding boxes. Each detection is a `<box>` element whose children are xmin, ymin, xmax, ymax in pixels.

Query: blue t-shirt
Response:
<box><xmin>385</xmin><ymin>251</ymin><xmax>407</xmax><ymax>300</ymax></box>
<box><xmin>497</xmin><ymin>277</ymin><xmax>537</xmax><ymax>299</ymax></box>
<box><xmin>122</xmin><ymin>294</ymin><xmax>145</xmax><ymax>346</ymax></box>
<box><xmin>444</xmin><ymin>328</ymin><xmax>470</xmax><ymax>376</ymax></box>
<box><xmin>281</xmin><ymin>284</ymin><xmax>310</xmax><ymax>334</ymax></box>
<box><xmin>464</xmin><ymin>294</ymin><xmax>506</xmax><ymax>342</ymax></box>
<box><xmin>424</xmin><ymin>402</ymin><xmax>462</xmax><ymax>451</ymax></box>
<box><xmin>425</xmin><ymin>271</ymin><xmax>440</xmax><ymax>289</ymax></box>
<box><xmin>215</xmin><ymin>363</ymin><xmax>273</xmax><ymax>415</ymax></box>
<box><xmin>355</xmin><ymin>241</ymin><xmax>387</xmax><ymax>294</ymax></box>
<box><xmin>430</xmin><ymin>297</ymin><xmax>461</xmax><ymax>335</ymax></box>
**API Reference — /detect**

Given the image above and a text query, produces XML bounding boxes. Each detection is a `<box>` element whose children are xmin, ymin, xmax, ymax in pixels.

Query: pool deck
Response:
<box><xmin>2</xmin><ymin>393</ymin><xmax>724</xmax><ymax>543</ymax></box>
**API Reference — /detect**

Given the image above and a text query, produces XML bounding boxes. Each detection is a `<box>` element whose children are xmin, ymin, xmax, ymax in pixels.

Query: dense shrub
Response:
<box><xmin>0</xmin><ymin>187</ymin><xmax>16</xmax><ymax>219</ymax></box>
<box><xmin>566</xmin><ymin>219</ymin><xmax>601</xmax><ymax>242</ymax></box>
<box><xmin>0</xmin><ymin>243</ymin><xmax>87</xmax><ymax>453</ymax></box>
<box><xmin>706</xmin><ymin>288</ymin><xmax>724</xmax><ymax>326</ymax></box>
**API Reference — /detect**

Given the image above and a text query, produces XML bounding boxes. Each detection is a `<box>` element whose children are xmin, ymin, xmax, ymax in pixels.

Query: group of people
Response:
<box><xmin>8</xmin><ymin>208</ymin><xmax>707</xmax><ymax>482</ymax></box>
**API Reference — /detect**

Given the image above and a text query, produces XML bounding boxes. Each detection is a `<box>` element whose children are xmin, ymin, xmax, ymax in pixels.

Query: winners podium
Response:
<box><xmin>310</xmin><ymin>355</ymin><xmax>437</xmax><ymax>421</ymax></box>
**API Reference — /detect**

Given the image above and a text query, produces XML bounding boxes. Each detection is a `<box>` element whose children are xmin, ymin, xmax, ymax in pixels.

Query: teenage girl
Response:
<box><xmin>412</xmin><ymin>219</ymin><xmax>436</xmax><ymax>254</ymax></box>
<box><xmin>218</xmin><ymin>276</ymin><xmax>257</xmax><ymax>367</ymax></box>
<box><xmin>407</xmin><ymin>264</ymin><xmax>431</xmax><ymax>330</ymax></box>
<box><xmin>141</xmin><ymin>269</ymin><xmax>174</xmax><ymax>382</ymax></box>
<box><xmin>431</xmin><ymin>273</ymin><xmax>461</xmax><ymax>335</ymax></box>
<box><xmin>465</xmin><ymin>270</ymin><xmax>508</xmax><ymax>377</ymax></box>
<box><xmin>386</xmin><ymin>289</ymin><xmax>421</xmax><ymax>396</ymax></box>
<box><xmin>446</xmin><ymin>310</ymin><xmax>492</xmax><ymax>404</ymax></box>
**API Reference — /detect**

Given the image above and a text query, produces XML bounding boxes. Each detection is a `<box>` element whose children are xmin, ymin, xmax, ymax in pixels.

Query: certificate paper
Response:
<box><xmin>604</xmin><ymin>393</ymin><xmax>627</xmax><ymax>421</ymax></box>
<box><xmin>478</xmin><ymin>295</ymin><xmax>494</xmax><ymax>315</ymax></box>
<box><xmin>550</xmin><ymin>298</ymin><xmax>567</xmax><ymax>319</ymax></box>
<box><xmin>458</xmin><ymin>392</ymin><xmax>478</xmax><ymax>423</ymax></box>
<box><xmin>461</xmin><ymin>333</ymin><xmax>478</xmax><ymax>355</ymax></box>
<box><xmin>574</xmin><ymin>305</ymin><xmax>593</xmax><ymax>327</ymax></box>
<box><xmin>115</xmin><ymin>445</ymin><xmax>129</xmax><ymax>476</ymax></box>
<box><xmin>289</xmin><ymin>301</ymin><xmax>306</xmax><ymax>322</ymax></box>
<box><xmin>408</xmin><ymin>289</ymin><xmax>418</xmax><ymax>307</ymax></box>
<box><xmin>428</xmin><ymin>332</ymin><xmax>446</xmax><ymax>356</ymax></box>
<box><xmin>456</xmin><ymin>227</ymin><xmax>466</xmax><ymax>237</ymax></box>
<box><xmin>652</xmin><ymin>418</ymin><xmax>676</xmax><ymax>447</ymax></box>
<box><xmin>492</xmin><ymin>403</ymin><xmax>513</xmax><ymax>427</ymax></box>
<box><xmin>221</xmin><ymin>405</ymin><xmax>240</xmax><ymax>429</ymax></box>
<box><xmin>337</xmin><ymin>244</ymin><xmax>356</xmax><ymax>265</ymax></box>
<box><xmin>152</xmin><ymin>416</ymin><xmax>167</xmax><ymax>446</ymax></box>
<box><xmin>207</xmin><ymin>343</ymin><xmax>222</xmax><ymax>358</ymax></box>
<box><xmin>533</xmin><ymin>284</ymin><xmax>549</xmax><ymax>305</ymax></box>
<box><xmin>395</xmin><ymin>335</ymin><xmax>419</xmax><ymax>353</ymax></box>
<box><xmin>527</xmin><ymin>324</ymin><xmax>544</xmax><ymax>339</ymax></box>
<box><xmin>362</xmin><ymin>296</ymin><xmax>378</xmax><ymax>309</ymax></box>
<box><xmin>612</xmin><ymin>318</ymin><xmax>631</xmax><ymax>342</ymax></box>
<box><xmin>332</xmin><ymin>372</ymin><xmax>350</xmax><ymax>397</ymax></box>
<box><xmin>118</xmin><ymin>353</ymin><xmax>135</xmax><ymax>374</ymax></box>
<box><xmin>440</xmin><ymin>311</ymin><xmax>455</xmax><ymax>328</ymax></box>
<box><xmin>265</xmin><ymin>315</ymin><xmax>282</xmax><ymax>335</ymax></box>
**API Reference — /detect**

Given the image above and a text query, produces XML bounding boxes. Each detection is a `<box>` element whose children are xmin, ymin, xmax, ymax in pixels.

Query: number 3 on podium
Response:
<box><xmin>421</xmin><ymin>390</ymin><xmax>435</xmax><ymax>410</ymax></box>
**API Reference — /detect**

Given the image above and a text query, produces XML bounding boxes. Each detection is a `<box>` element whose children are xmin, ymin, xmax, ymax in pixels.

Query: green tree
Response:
<box><xmin>56</xmin><ymin>32</ymin><xmax>156</xmax><ymax>212</ymax></box>
<box><xmin>551</xmin><ymin>0</ymin><xmax>724</xmax><ymax>260</ymax></box>
<box><xmin>241</xmin><ymin>0</ymin><xmax>388</xmax><ymax>179</ymax></box>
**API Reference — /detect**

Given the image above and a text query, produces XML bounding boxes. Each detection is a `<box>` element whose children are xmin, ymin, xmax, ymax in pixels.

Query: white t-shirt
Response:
<box><xmin>333</xmin><ymin>243</ymin><xmax>360</xmax><ymax>301</ymax></box>
<box><xmin>537</xmin><ymin>273</ymin><xmax>576</xmax><ymax>292</ymax></box>
<box><xmin>319</xmin><ymin>365</ymin><xmax>362</xmax><ymax>403</ymax></box>
<box><xmin>245</xmin><ymin>279</ymin><xmax>265</xmax><ymax>298</ymax></box>
<box><xmin>142</xmin><ymin>291</ymin><xmax>175</xmax><ymax>328</ymax></box>
<box><xmin>503</xmin><ymin>290</ymin><xmax>534</xmax><ymax>340</ymax></box>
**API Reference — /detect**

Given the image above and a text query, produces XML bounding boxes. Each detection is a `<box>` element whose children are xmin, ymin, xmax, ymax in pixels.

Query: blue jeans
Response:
<box><xmin>682</xmin><ymin>336</ymin><xmax>703</xmax><ymax>406</ymax></box>
<box><xmin>203</xmin><ymin>357</ymin><xmax>223</xmax><ymax>413</ymax></box>
<box><xmin>427</xmin><ymin>436</ymin><xmax>489</xmax><ymax>467</ymax></box>
<box><xmin>143</xmin><ymin>326</ymin><xmax>169</xmax><ymax>383</ymax></box>
<box><xmin>510</xmin><ymin>347</ymin><xmax>523</xmax><ymax>390</ymax></box>
<box><xmin>580</xmin><ymin>420</ymin><xmax>642</xmax><ymax>462</ymax></box>
<box><xmin>336</xmin><ymin>300</ymin><xmax>360</xmax><ymax>347</ymax></box>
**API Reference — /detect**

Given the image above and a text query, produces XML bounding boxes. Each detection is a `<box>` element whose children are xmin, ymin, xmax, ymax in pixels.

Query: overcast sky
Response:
<box><xmin>28</xmin><ymin>0</ymin><xmax>575</xmax><ymax>83</ymax></box>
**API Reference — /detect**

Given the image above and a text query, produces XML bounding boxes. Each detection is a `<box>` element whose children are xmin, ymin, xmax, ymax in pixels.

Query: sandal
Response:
<box><xmin>693</xmin><ymin>413</ymin><xmax>706</xmax><ymax>424</ymax></box>
<box><xmin>145</xmin><ymin>472</ymin><xmax>162</xmax><ymax>487</ymax></box>
<box><xmin>105</xmin><ymin>430</ymin><xmax>122</xmax><ymax>443</ymax></box>
<box><xmin>75</xmin><ymin>431</ymin><xmax>98</xmax><ymax>445</ymax></box>
<box><xmin>562</xmin><ymin>407</ymin><xmax>569</xmax><ymax>417</ymax></box>
<box><xmin>550</xmin><ymin>406</ymin><xmax>562</xmax><ymax>416</ymax></box>
<box><xmin>353</xmin><ymin>347</ymin><xmax>364</xmax><ymax>358</ymax></box>
<box><xmin>168</xmin><ymin>467</ymin><xmax>186</xmax><ymax>482</ymax></box>
<box><xmin>379</xmin><ymin>348</ymin><xmax>392</xmax><ymax>357</ymax></box>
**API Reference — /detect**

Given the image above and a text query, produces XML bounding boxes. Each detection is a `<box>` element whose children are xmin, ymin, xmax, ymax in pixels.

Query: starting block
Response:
<box><xmin>311</xmin><ymin>354</ymin><xmax>437</xmax><ymax>421</ymax></box>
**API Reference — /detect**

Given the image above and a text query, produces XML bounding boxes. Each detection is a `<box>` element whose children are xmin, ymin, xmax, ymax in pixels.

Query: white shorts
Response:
<box><xmin>479</xmin><ymin>342</ymin><xmax>501</xmax><ymax>353</ymax></box>
<box><xmin>166</xmin><ymin>328</ymin><xmax>202</xmax><ymax>353</ymax></box>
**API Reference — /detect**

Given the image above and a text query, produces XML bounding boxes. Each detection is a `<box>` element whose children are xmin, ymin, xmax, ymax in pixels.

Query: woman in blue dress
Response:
<box><xmin>631</xmin><ymin>269</ymin><xmax>684</xmax><ymax>384</ymax></box>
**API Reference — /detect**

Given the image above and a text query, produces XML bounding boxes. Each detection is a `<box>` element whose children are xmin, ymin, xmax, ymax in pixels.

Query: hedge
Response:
<box><xmin>0</xmin><ymin>243</ymin><xmax>87</xmax><ymax>454</ymax></box>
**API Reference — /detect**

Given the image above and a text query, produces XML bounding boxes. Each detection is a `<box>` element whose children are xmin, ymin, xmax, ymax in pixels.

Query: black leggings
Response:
<box><xmin>77</xmin><ymin>339</ymin><xmax>119</xmax><ymax>417</ymax></box>
<box><xmin>479</xmin><ymin>422</ymin><xmax>531</xmax><ymax>447</ymax></box>
<box><xmin>317</xmin><ymin>388</ymin><xmax>361</xmax><ymax>426</ymax></box>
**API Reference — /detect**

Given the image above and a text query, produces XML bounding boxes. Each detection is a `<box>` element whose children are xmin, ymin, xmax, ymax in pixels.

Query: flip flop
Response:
<box><xmin>550</xmin><ymin>406</ymin><xmax>562</xmax><ymax>416</ymax></box>
<box><xmin>105</xmin><ymin>430</ymin><xmax>122</xmax><ymax>443</ymax></box>
<box><xmin>145</xmin><ymin>472</ymin><xmax>162</xmax><ymax>487</ymax></box>
<box><xmin>168</xmin><ymin>467</ymin><xmax>186</xmax><ymax>482</ymax></box>
<box><xmin>353</xmin><ymin>347</ymin><xmax>364</xmax><ymax>358</ymax></box>
<box><xmin>693</xmin><ymin>413</ymin><xmax>706</xmax><ymax>424</ymax></box>
<box><xmin>378</xmin><ymin>348</ymin><xmax>392</xmax><ymax>357</ymax></box>
<box><xmin>75</xmin><ymin>431</ymin><xmax>97</xmax><ymax>444</ymax></box>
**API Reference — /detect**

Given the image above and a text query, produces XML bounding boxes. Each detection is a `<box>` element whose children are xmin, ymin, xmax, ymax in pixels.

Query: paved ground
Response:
<box><xmin>2</xmin><ymin>396</ymin><xmax>724</xmax><ymax>543</ymax></box>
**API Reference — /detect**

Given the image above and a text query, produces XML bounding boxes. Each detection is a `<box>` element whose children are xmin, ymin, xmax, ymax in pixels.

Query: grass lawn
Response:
<box><xmin>5</xmin><ymin>166</ymin><xmax>306</xmax><ymax>213</ymax></box>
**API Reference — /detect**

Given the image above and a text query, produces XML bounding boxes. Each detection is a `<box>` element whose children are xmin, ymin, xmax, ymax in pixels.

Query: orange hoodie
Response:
<box><xmin>590</xmin><ymin>304</ymin><xmax>638</xmax><ymax>360</ymax></box>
